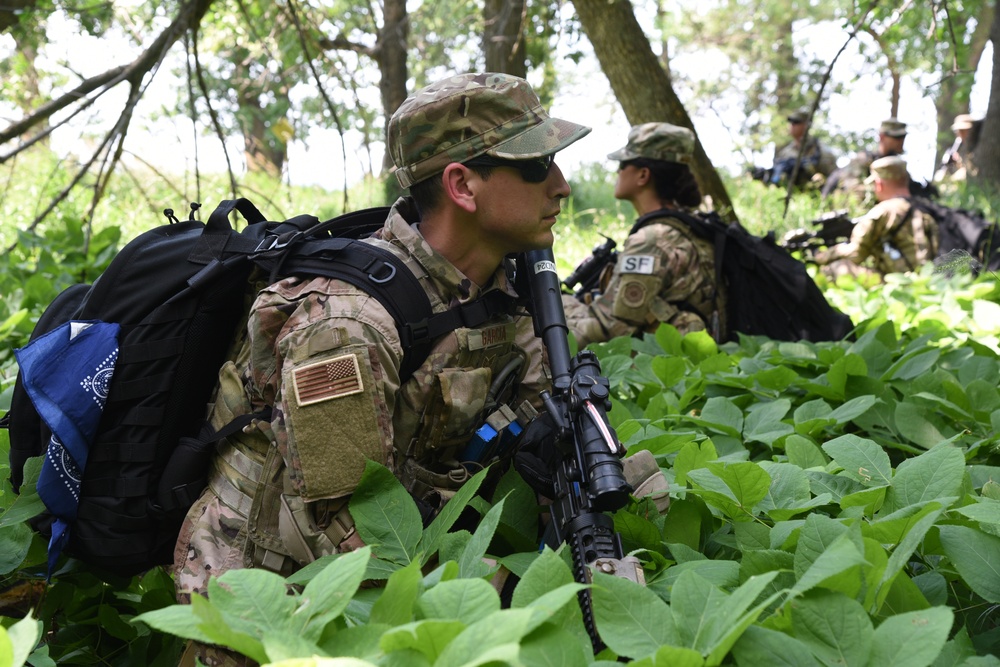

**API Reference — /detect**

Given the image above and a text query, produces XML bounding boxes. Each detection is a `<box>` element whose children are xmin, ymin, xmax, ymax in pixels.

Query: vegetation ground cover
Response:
<box><xmin>2</xmin><ymin>161</ymin><xmax>1000</xmax><ymax>666</ymax></box>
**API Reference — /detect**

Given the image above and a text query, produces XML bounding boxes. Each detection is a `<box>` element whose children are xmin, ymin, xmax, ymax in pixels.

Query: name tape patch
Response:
<box><xmin>293</xmin><ymin>353</ymin><xmax>364</xmax><ymax>406</ymax></box>
<box><xmin>620</xmin><ymin>255</ymin><xmax>656</xmax><ymax>275</ymax></box>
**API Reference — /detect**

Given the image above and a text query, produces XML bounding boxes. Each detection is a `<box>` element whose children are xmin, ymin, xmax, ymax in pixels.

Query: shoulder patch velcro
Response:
<box><xmin>293</xmin><ymin>353</ymin><xmax>364</xmax><ymax>406</ymax></box>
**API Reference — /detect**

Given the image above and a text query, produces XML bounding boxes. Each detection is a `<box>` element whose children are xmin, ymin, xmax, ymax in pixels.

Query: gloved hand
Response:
<box><xmin>512</xmin><ymin>411</ymin><xmax>561</xmax><ymax>497</ymax></box>
<box><xmin>622</xmin><ymin>450</ymin><xmax>670</xmax><ymax>513</ymax></box>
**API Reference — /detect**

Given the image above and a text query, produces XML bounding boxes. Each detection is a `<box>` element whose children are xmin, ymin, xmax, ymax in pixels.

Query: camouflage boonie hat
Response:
<box><xmin>952</xmin><ymin>114</ymin><xmax>975</xmax><ymax>132</ymax></box>
<box><xmin>786</xmin><ymin>106</ymin><xmax>811</xmax><ymax>123</ymax></box>
<box><xmin>879</xmin><ymin>118</ymin><xmax>907</xmax><ymax>137</ymax></box>
<box><xmin>387</xmin><ymin>72</ymin><xmax>591</xmax><ymax>188</ymax></box>
<box><xmin>607</xmin><ymin>122</ymin><xmax>694</xmax><ymax>164</ymax></box>
<box><xmin>865</xmin><ymin>155</ymin><xmax>908</xmax><ymax>183</ymax></box>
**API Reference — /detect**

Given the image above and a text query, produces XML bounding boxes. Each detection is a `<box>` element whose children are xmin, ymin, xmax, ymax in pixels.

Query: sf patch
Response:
<box><xmin>292</xmin><ymin>353</ymin><xmax>364</xmax><ymax>406</ymax></box>
<box><xmin>620</xmin><ymin>255</ymin><xmax>656</xmax><ymax>274</ymax></box>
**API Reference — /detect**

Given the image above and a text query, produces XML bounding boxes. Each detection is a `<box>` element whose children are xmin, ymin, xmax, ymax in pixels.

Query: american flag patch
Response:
<box><xmin>292</xmin><ymin>354</ymin><xmax>364</xmax><ymax>406</ymax></box>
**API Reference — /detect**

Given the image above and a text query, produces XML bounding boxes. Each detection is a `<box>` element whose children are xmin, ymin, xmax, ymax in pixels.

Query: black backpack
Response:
<box><xmin>566</xmin><ymin>208</ymin><xmax>853</xmax><ymax>343</ymax></box>
<box><xmin>2</xmin><ymin>198</ymin><xmax>514</xmax><ymax>576</ymax></box>
<box><xmin>907</xmin><ymin>197</ymin><xmax>1000</xmax><ymax>275</ymax></box>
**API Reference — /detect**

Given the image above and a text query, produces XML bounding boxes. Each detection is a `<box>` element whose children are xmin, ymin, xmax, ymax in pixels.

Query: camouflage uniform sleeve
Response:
<box><xmin>817</xmin><ymin>204</ymin><xmax>885</xmax><ymax>267</ymax></box>
<box><xmin>563</xmin><ymin>222</ymin><xmax>691</xmax><ymax>348</ymax></box>
<box><xmin>247</xmin><ymin>277</ymin><xmax>401</xmax><ymax>563</ymax></box>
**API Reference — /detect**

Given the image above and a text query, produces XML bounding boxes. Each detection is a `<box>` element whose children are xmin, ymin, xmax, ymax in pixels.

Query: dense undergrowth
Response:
<box><xmin>2</xmin><ymin>157</ymin><xmax>1000</xmax><ymax>666</ymax></box>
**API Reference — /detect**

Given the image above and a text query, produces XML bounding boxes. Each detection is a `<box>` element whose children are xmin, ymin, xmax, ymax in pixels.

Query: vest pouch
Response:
<box><xmin>411</xmin><ymin>366</ymin><xmax>491</xmax><ymax>459</ymax></box>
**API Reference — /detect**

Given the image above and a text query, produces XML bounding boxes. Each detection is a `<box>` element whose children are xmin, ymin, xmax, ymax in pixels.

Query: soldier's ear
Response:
<box><xmin>442</xmin><ymin>163</ymin><xmax>477</xmax><ymax>214</ymax></box>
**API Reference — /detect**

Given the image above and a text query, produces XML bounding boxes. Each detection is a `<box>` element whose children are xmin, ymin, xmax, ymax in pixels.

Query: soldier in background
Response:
<box><xmin>760</xmin><ymin>107</ymin><xmax>837</xmax><ymax>188</ymax></box>
<box><xmin>814</xmin><ymin>155</ymin><xmax>938</xmax><ymax>280</ymax></box>
<box><xmin>562</xmin><ymin>122</ymin><xmax>728</xmax><ymax>346</ymax></box>
<box><xmin>935</xmin><ymin>113</ymin><xmax>982</xmax><ymax>183</ymax></box>
<box><xmin>752</xmin><ymin>107</ymin><xmax>837</xmax><ymax>186</ymax></box>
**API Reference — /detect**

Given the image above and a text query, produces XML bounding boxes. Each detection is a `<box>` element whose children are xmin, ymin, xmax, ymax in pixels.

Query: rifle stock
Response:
<box><xmin>520</xmin><ymin>248</ymin><xmax>644</xmax><ymax>651</ymax></box>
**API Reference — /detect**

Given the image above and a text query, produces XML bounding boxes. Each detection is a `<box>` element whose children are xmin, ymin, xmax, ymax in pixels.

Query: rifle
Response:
<box><xmin>519</xmin><ymin>248</ymin><xmax>644</xmax><ymax>651</ymax></box>
<box><xmin>780</xmin><ymin>209</ymin><xmax>854</xmax><ymax>253</ymax></box>
<box><xmin>769</xmin><ymin>153</ymin><xmax>819</xmax><ymax>186</ymax></box>
<box><xmin>562</xmin><ymin>236</ymin><xmax>617</xmax><ymax>300</ymax></box>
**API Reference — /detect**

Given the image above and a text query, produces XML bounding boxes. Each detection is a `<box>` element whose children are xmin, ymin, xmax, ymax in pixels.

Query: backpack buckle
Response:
<box><xmin>254</xmin><ymin>231</ymin><xmax>302</xmax><ymax>255</ymax></box>
<box><xmin>368</xmin><ymin>261</ymin><xmax>397</xmax><ymax>284</ymax></box>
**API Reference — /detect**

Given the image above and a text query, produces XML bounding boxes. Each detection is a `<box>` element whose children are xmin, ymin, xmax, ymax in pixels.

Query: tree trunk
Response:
<box><xmin>571</xmin><ymin>0</ymin><xmax>735</xmax><ymax>220</ymax></box>
<box><xmin>970</xmin><ymin>4</ymin><xmax>1000</xmax><ymax>190</ymax></box>
<box><xmin>774</xmin><ymin>19</ymin><xmax>797</xmax><ymax>113</ymax></box>
<box><xmin>378</xmin><ymin>0</ymin><xmax>409</xmax><ymax>198</ymax></box>
<box><xmin>484</xmin><ymin>0</ymin><xmax>527</xmax><ymax>78</ymax></box>
<box><xmin>932</xmin><ymin>4</ymin><xmax>993</xmax><ymax>165</ymax></box>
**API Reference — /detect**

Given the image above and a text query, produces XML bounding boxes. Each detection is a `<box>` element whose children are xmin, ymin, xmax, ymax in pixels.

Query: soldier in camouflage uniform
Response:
<box><xmin>822</xmin><ymin>117</ymin><xmax>914</xmax><ymax>209</ymax></box>
<box><xmin>814</xmin><ymin>155</ymin><xmax>939</xmax><ymax>280</ymax></box>
<box><xmin>767</xmin><ymin>107</ymin><xmax>837</xmax><ymax>187</ymax></box>
<box><xmin>171</xmin><ymin>73</ymin><xmax>596</xmax><ymax>667</ymax></box>
<box><xmin>562</xmin><ymin>122</ymin><xmax>728</xmax><ymax>346</ymax></box>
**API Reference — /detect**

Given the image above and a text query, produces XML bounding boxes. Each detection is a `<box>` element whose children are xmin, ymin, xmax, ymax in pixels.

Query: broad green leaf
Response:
<box><xmin>0</xmin><ymin>491</ymin><xmax>45</xmax><ymax>530</ymax></box>
<box><xmin>743</xmin><ymin>399</ymin><xmax>794</xmax><ymax>445</ymax></box>
<box><xmin>0</xmin><ymin>522</ymin><xmax>32</xmax><ymax>575</ymax></box>
<box><xmin>434</xmin><ymin>608</ymin><xmax>539</xmax><ymax>667</ymax></box>
<box><xmin>793</xmin><ymin>399</ymin><xmax>834</xmax><ymax>435</ymax></box>
<box><xmin>133</xmin><ymin>602</ymin><xmax>215</xmax><ymax>644</ymax></box>
<box><xmin>651</xmin><ymin>559</ymin><xmax>741</xmax><ymax>603</ymax></box>
<box><xmin>645</xmin><ymin>644</ymin><xmax>705</xmax><ymax>666</ymax></box>
<box><xmin>938</xmin><ymin>525</ymin><xmax>1000</xmax><ymax>603</ymax></box>
<box><xmin>806</xmin><ymin>470</ymin><xmax>865</xmax><ymax>503</ymax></box>
<box><xmin>953</xmin><ymin>497</ymin><xmax>1000</xmax><ymax>526</ymax></box>
<box><xmin>592</xmin><ymin>569</ymin><xmax>676</xmax><ymax>658</ymax></box>
<box><xmin>191</xmin><ymin>593</ymin><xmax>268</xmax><ymax>664</ymax></box>
<box><xmin>734</xmin><ymin>521</ymin><xmax>770</xmax><ymax>552</ymax></box>
<box><xmin>874</xmin><ymin>503</ymin><xmax>948</xmax><ymax>609</ymax></box>
<box><xmin>822</xmin><ymin>434</ymin><xmax>892</xmax><ymax>487</ymax></box>
<box><xmin>512</xmin><ymin>548</ymin><xmax>574</xmax><ymax>607</ymax></box>
<box><xmin>706</xmin><ymin>461</ymin><xmax>772</xmax><ymax>510</ymax></box>
<box><xmin>208</xmin><ymin>568</ymin><xmax>298</xmax><ymax>634</ymax></box>
<box><xmin>262</xmin><ymin>631</ymin><xmax>325</xmax><ymax>664</ymax></box>
<box><xmin>369</xmin><ymin>559</ymin><xmax>422</xmax><ymax>627</ymax></box>
<box><xmin>867</xmin><ymin>607</ymin><xmax>953</xmax><ymax>667</ymax></box>
<box><xmin>791</xmin><ymin>590</ymin><xmax>873</xmax><ymax>667</ymax></box>
<box><xmin>494</xmin><ymin>469</ymin><xmax>539</xmax><ymax>550</ymax></box>
<box><xmin>458</xmin><ymin>498</ymin><xmax>504</xmax><ymax>578</ymax></box>
<box><xmin>826</xmin><ymin>353</ymin><xmax>868</xmax><ymax>398</ymax></box>
<box><xmin>379</xmin><ymin>619</ymin><xmax>465</xmax><ymax>663</ymax></box>
<box><xmin>299</xmin><ymin>547</ymin><xmax>372</xmax><ymax>635</ymax></box>
<box><xmin>350</xmin><ymin>461</ymin><xmax>422</xmax><ymax>564</ymax></box>
<box><xmin>793</xmin><ymin>530</ymin><xmax>869</xmax><ymax>595</ymax></box>
<box><xmin>678</xmin><ymin>571</ymin><xmax>782</xmax><ymax>665</ymax></box>
<box><xmin>894</xmin><ymin>401</ymin><xmax>948</xmax><ymax>449</ymax></box>
<box><xmin>840</xmin><ymin>486</ymin><xmax>887</xmax><ymax>516</ymax></box>
<box><xmin>786</xmin><ymin>435</ymin><xmax>828</xmax><ymax>469</ymax></box>
<box><xmin>758</xmin><ymin>461</ymin><xmax>829</xmax><ymax>520</ymax></box>
<box><xmin>698</xmin><ymin>396</ymin><xmax>744</xmax><ymax>436</ymax></box>
<box><xmin>883</xmin><ymin>349</ymin><xmax>941</xmax><ymax>382</ymax></box>
<box><xmin>5</xmin><ymin>613</ymin><xmax>40</xmax><ymax>667</ymax></box>
<box><xmin>416</xmin><ymin>577</ymin><xmax>500</xmax><ymax>623</ymax></box>
<box><xmin>673</xmin><ymin>439</ymin><xmax>718</xmax><ymax>486</ymax></box>
<box><xmin>885</xmin><ymin>445</ymin><xmax>964</xmax><ymax>512</ymax></box>
<box><xmin>652</xmin><ymin>355</ymin><xmax>687</xmax><ymax>387</ymax></box>
<box><xmin>828</xmin><ymin>395</ymin><xmax>879</xmax><ymax>424</ymax></box>
<box><xmin>420</xmin><ymin>466</ymin><xmax>489</xmax><ymax>559</ymax></box>
<box><xmin>518</xmin><ymin>623</ymin><xmax>590</xmax><ymax>667</ymax></box>
<box><xmin>732</xmin><ymin>625</ymin><xmax>821</xmax><ymax>667</ymax></box>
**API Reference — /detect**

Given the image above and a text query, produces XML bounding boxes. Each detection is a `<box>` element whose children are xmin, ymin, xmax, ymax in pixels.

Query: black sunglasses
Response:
<box><xmin>464</xmin><ymin>154</ymin><xmax>554</xmax><ymax>183</ymax></box>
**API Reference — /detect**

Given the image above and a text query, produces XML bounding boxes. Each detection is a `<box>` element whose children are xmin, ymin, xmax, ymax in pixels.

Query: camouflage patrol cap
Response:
<box><xmin>387</xmin><ymin>72</ymin><xmax>591</xmax><ymax>188</ymax></box>
<box><xmin>607</xmin><ymin>122</ymin><xmax>694</xmax><ymax>164</ymax></box>
<box><xmin>952</xmin><ymin>114</ymin><xmax>975</xmax><ymax>132</ymax></box>
<box><xmin>879</xmin><ymin>118</ymin><xmax>907</xmax><ymax>137</ymax></box>
<box><xmin>865</xmin><ymin>155</ymin><xmax>909</xmax><ymax>183</ymax></box>
<box><xmin>786</xmin><ymin>106</ymin><xmax>812</xmax><ymax>123</ymax></box>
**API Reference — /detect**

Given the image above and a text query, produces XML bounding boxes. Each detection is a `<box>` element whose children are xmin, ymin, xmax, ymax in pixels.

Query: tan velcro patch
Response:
<box><xmin>292</xmin><ymin>354</ymin><xmax>363</xmax><ymax>406</ymax></box>
<box><xmin>621</xmin><ymin>281</ymin><xmax>647</xmax><ymax>308</ymax></box>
